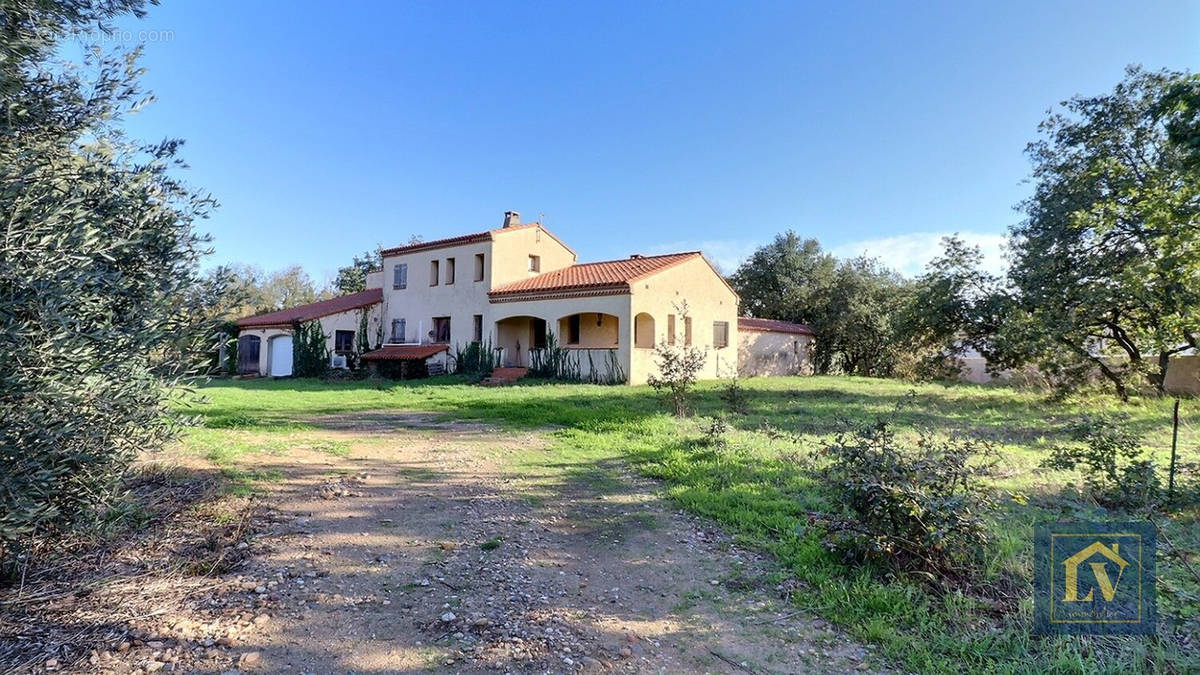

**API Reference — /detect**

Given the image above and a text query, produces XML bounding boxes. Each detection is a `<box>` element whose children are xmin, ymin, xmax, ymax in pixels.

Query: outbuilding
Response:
<box><xmin>737</xmin><ymin>317</ymin><xmax>815</xmax><ymax>377</ymax></box>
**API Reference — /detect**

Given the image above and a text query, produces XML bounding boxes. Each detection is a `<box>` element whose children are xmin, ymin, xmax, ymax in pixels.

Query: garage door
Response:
<box><xmin>270</xmin><ymin>336</ymin><xmax>293</xmax><ymax>377</ymax></box>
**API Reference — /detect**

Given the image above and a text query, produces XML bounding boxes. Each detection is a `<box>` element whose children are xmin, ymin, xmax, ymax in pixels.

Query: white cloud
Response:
<box><xmin>833</xmin><ymin>231</ymin><xmax>1009</xmax><ymax>277</ymax></box>
<box><xmin>641</xmin><ymin>238</ymin><xmax>761</xmax><ymax>276</ymax></box>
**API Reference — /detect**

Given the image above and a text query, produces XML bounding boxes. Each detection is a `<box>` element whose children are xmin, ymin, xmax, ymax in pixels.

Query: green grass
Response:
<box><xmin>175</xmin><ymin>375</ymin><xmax>1199</xmax><ymax>673</ymax></box>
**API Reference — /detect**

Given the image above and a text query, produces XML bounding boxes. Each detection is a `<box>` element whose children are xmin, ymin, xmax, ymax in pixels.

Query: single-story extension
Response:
<box><xmin>737</xmin><ymin>317</ymin><xmax>815</xmax><ymax>377</ymax></box>
<box><xmin>235</xmin><ymin>287</ymin><xmax>383</xmax><ymax>377</ymax></box>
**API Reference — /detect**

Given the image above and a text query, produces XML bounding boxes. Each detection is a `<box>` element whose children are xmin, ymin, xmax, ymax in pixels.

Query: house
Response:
<box><xmin>737</xmin><ymin>317</ymin><xmax>815</xmax><ymax>376</ymax></box>
<box><xmin>236</xmin><ymin>211</ymin><xmax>816</xmax><ymax>384</ymax></box>
<box><xmin>361</xmin><ymin>212</ymin><xmax>739</xmax><ymax>385</ymax></box>
<box><xmin>235</xmin><ymin>288</ymin><xmax>383</xmax><ymax>376</ymax></box>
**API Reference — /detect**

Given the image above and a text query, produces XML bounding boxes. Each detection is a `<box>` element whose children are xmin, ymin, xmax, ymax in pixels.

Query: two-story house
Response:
<box><xmin>364</xmin><ymin>212</ymin><xmax>738</xmax><ymax>384</ymax></box>
<box><xmin>236</xmin><ymin>211</ymin><xmax>815</xmax><ymax>384</ymax></box>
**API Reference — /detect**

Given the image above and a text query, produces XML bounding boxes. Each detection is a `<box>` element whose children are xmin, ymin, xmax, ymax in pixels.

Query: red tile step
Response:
<box><xmin>481</xmin><ymin>367</ymin><xmax>529</xmax><ymax>386</ymax></box>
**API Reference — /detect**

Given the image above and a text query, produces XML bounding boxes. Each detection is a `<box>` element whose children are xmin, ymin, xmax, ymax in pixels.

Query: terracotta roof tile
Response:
<box><xmin>380</xmin><ymin>223</ymin><xmax>576</xmax><ymax>258</ymax></box>
<box><xmin>360</xmin><ymin>345</ymin><xmax>448</xmax><ymax>361</ymax></box>
<box><xmin>489</xmin><ymin>252</ymin><xmax>701</xmax><ymax>298</ymax></box>
<box><xmin>738</xmin><ymin>317</ymin><xmax>815</xmax><ymax>336</ymax></box>
<box><xmin>237</xmin><ymin>289</ymin><xmax>381</xmax><ymax>328</ymax></box>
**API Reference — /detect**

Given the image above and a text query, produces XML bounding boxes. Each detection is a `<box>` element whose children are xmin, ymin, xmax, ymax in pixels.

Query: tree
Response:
<box><xmin>1</xmin><ymin>0</ymin><xmax>214</xmax><ymax>558</ymax></box>
<box><xmin>334</xmin><ymin>247</ymin><xmax>383</xmax><ymax>295</ymax></box>
<box><xmin>729</xmin><ymin>231</ymin><xmax>837</xmax><ymax>324</ymax></box>
<box><xmin>731</xmin><ymin>236</ymin><xmax>912</xmax><ymax>376</ymax></box>
<box><xmin>1008</xmin><ymin>66</ymin><xmax>1200</xmax><ymax>399</ymax></box>
<box><xmin>898</xmin><ymin>236</ymin><xmax>1008</xmax><ymax>380</ymax></box>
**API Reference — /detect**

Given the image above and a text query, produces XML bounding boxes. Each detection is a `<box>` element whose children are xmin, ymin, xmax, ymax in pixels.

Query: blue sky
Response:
<box><xmin>104</xmin><ymin>1</ymin><xmax>1199</xmax><ymax>281</ymax></box>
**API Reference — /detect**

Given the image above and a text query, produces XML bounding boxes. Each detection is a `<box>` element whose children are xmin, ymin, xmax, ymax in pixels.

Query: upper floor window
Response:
<box><xmin>713</xmin><ymin>321</ymin><xmax>729</xmax><ymax>349</ymax></box>
<box><xmin>430</xmin><ymin>260</ymin><xmax>439</xmax><ymax>286</ymax></box>
<box><xmin>446</xmin><ymin>257</ymin><xmax>456</xmax><ymax>285</ymax></box>
<box><xmin>474</xmin><ymin>253</ymin><xmax>485</xmax><ymax>282</ymax></box>
<box><xmin>528</xmin><ymin>255</ymin><xmax>540</xmax><ymax>272</ymax></box>
<box><xmin>393</xmin><ymin>263</ymin><xmax>407</xmax><ymax>289</ymax></box>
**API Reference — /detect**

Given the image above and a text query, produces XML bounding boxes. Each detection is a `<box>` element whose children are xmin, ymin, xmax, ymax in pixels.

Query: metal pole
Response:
<box><xmin>1169</xmin><ymin>398</ymin><xmax>1180</xmax><ymax>502</ymax></box>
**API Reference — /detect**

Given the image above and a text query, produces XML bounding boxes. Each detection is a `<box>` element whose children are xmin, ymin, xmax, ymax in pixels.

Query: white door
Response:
<box><xmin>270</xmin><ymin>336</ymin><xmax>293</xmax><ymax>376</ymax></box>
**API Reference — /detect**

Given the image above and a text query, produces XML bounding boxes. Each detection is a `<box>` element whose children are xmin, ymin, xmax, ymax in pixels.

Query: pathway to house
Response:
<box><xmin>170</xmin><ymin>414</ymin><xmax>886</xmax><ymax>674</ymax></box>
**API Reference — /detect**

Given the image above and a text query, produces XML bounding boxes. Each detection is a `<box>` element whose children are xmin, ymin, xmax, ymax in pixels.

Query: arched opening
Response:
<box><xmin>634</xmin><ymin>312</ymin><xmax>655</xmax><ymax>349</ymax></box>
<box><xmin>236</xmin><ymin>335</ymin><xmax>261</xmax><ymax>374</ymax></box>
<box><xmin>494</xmin><ymin>315</ymin><xmax>547</xmax><ymax>367</ymax></box>
<box><xmin>557</xmin><ymin>312</ymin><xmax>620</xmax><ymax>348</ymax></box>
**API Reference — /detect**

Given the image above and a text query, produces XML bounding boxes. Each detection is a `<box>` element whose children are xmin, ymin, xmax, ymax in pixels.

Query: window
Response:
<box><xmin>334</xmin><ymin>330</ymin><xmax>354</xmax><ymax>353</ymax></box>
<box><xmin>713</xmin><ymin>321</ymin><xmax>729</xmax><ymax>349</ymax></box>
<box><xmin>528</xmin><ymin>255</ymin><xmax>540</xmax><ymax>272</ymax></box>
<box><xmin>532</xmin><ymin>318</ymin><xmax>547</xmax><ymax>349</ymax></box>
<box><xmin>433</xmin><ymin>317</ymin><xmax>451</xmax><ymax>343</ymax></box>
<box><xmin>473</xmin><ymin>314</ymin><xmax>483</xmax><ymax>343</ymax></box>
<box><xmin>393</xmin><ymin>263</ymin><xmax>407</xmax><ymax>289</ymax></box>
<box><xmin>684</xmin><ymin>316</ymin><xmax>693</xmax><ymax>346</ymax></box>
<box><xmin>446</xmin><ymin>257</ymin><xmax>455</xmax><ymax>284</ymax></box>
<box><xmin>391</xmin><ymin>318</ymin><xmax>406</xmax><ymax>343</ymax></box>
<box><xmin>567</xmin><ymin>314</ymin><xmax>581</xmax><ymax>345</ymax></box>
<box><xmin>474</xmin><ymin>253</ymin><xmax>485</xmax><ymax>282</ymax></box>
<box><xmin>667</xmin><ymin>314</ymin><xmax>676</xmax><ymax>345</ymax></box>
<box><xmin>430</xmin><ymin>260</ymin><xmax>439</xmax><ymax>286</ymax></box>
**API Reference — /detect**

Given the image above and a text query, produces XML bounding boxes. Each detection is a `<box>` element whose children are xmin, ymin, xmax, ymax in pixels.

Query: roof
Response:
<box><xmin>738</xmin><ymin>317</ymin><xmax>815</xmax><ymax>336</ymax></box>
<box><xmin>359</xmin><ymin>344</ymin><xmax>448</xmax><ymax>361</ymax></box>
<box><xmin>488</xmin><ymin>252</ymin><xmax>703</xmax><ymax>300</ymax></box>
<box><xmin>380</xmin><ymin>223</ymin><xmax>577</xmax><ymax>258</ymax></box>
<box><xmin>237</xmin><ymin>288</ymin><xmax>382</xmax><ymax>329</ymax></box>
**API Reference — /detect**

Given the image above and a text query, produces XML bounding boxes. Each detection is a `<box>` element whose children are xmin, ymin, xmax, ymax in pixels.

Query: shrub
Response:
<box><xmin>718</xmin><ymin>375</ymin><xmax>749</xmax><ymax>415</ymax></box>
<box><xmin>453</xmin><ymin>338</ymin><xmax>498</xmax><ymax>376</ymax></box>
<box><xmin>648</xmin><ymin>303</ymin><xmax>707</xmax><ymax>416</ymax></box>
<box><xmin>819</xmin><ymin>407</ymin><xmax>999</xmax><ymax>582</ymax></box>
<box><xmin>1041</xmin><ymin>414</ymin><xmax>1167</xmax><ymax>508</ymax></box>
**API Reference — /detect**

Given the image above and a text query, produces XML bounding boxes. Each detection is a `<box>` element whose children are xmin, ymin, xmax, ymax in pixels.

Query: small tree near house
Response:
<box><xmin>648</xmin><ymin>302</ymin><xmax>708</xmax><ymax>416</ymax></box>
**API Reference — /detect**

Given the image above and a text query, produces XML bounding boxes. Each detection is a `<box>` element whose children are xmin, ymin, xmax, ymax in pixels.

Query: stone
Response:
<box><xmin>146</xmin><ymin>661</ymin><xmax>165</xmax><ymax>672</ymax></box>
<box><xmin>241</xmin><ymin>651</ymin><xmax>261</xmax><ymax>666</ymax></box>
<box><xmin>619</xmin><ymin>647</ymin><xmax>632</xmax><ymax>659</ymax></box>
<box><xmin>441</xmin><ymin>612</ymin><xmax>457</xmax><ymax>623</ymax></box>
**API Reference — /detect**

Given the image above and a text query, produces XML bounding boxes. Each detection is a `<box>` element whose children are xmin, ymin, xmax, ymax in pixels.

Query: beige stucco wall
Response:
<box><xmin>738</xmin><ymin>330</ymin><xmax>813</xmax><ymax>377</ymax></box>
<box><xmin>489</xmin><ymin>226</ymin><xmax>577</xmax><ymax>286</ymax></box>
<box><xmin>628</xmin><ymin>256</ymin><xmax>739</xmax><ymax>384</ymax></box>
<box><xmin>488</xmin><ymin>293</ymin><xmax>632</xmax><ymax>381</ymax></box>
<box><xmin>237</xmin><ymin>304</ymin><xmax>381</xmax><ymax>376</ymax></box>
<box><xmin>380</xmin><ymin>225</ymin><xmax>578</xmax><ymax>352</ymax></box>
<box><xmin>1164</xmin><ymin>354</ymin><xmax>1200</xmax><ymax>395</ymax></box>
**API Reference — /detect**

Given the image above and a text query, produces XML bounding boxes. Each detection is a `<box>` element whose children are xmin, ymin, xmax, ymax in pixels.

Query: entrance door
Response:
<box><xmin>270</xmin><ymin>336</ymin><xmax>294</xmax><ymax>376</ymax></box>
<box><xmin>237</xmin><ymin>335</ymin><xmax>261</xmax><ymax>374</ymax></box>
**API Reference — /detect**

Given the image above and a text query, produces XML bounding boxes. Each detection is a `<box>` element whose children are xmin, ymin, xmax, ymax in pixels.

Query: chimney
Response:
<box><xmin>629</xmin><ymin>253</ymin><xmax>643</xmax><ymax>259</ymax></box>
<box><xmin>502</xmin><ymin>211</ymin><xmax>520</xmax><ymax>228</ymax></box>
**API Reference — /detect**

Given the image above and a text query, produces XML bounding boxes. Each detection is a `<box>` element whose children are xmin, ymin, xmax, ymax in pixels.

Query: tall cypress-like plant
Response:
<box><xmin>291</xmin><ymin>320</ymin><xmax>329</xmax><ymax>378</ymax></box>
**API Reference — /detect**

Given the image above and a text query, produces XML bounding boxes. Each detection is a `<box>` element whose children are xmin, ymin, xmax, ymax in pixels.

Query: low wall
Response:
<box><xmin>961</xmin><ymin>354</ymin><xmax>1200</xmax><ymax>395</ymax></box>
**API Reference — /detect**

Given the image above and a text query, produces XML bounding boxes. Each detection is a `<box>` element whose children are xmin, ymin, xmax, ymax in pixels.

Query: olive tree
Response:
<box><xmin>0</xmin><ymin>0</ymin><xmax>215</xmax><ymax>563</ymax></box>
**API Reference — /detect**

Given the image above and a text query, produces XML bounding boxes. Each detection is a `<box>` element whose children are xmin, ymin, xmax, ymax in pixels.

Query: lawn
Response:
<box><xmin>174</xmin><ymin>375</ymin><xmax>1199</xmax><ymax>674</ymax></box>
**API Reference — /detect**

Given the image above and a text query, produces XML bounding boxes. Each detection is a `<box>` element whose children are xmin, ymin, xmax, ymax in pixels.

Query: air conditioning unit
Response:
<box><xmin>330</xmin><ymin>354</ymin><xmax>347</xmax><ymax>369</ymax></box>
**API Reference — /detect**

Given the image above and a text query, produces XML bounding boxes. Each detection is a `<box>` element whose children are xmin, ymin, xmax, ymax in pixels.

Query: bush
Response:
<box><xmin>819</xmin><ymin>407</ymin><xmax>999</xmax><ymax>582</ymax></box>
<box><xmin>647</xmin><ymin>303</ymin><xmax>707</xmax><ymax>416</ymax></box>
<box><xmin>718</xmin><ymin>375</ymin><xmax>749</xmax><ymax>415</ymax></box>
<box><xmin>1041</xmin><ymin>414</ymin><xmax>1167</xmax><ymax>508</ymax></box>
<box><xmin>453</xmin><ymin>338</ymin><xmax>498</xmax><ymax>377</ymax></box>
